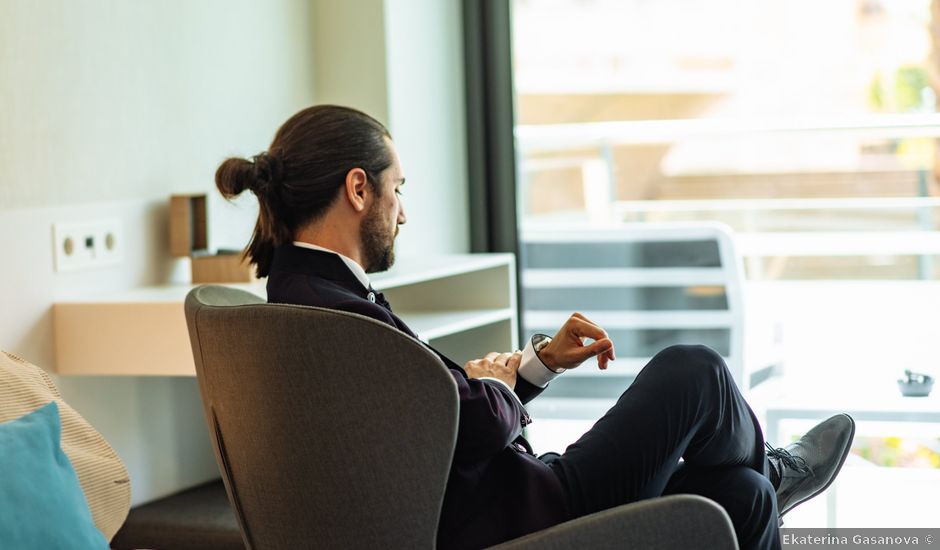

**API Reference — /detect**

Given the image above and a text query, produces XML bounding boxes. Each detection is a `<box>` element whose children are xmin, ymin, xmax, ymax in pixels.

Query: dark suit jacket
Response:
<box><xmin>266</xmin><ymin>245</ymin><xmax>567</xmax><ymax>549</ymax></box>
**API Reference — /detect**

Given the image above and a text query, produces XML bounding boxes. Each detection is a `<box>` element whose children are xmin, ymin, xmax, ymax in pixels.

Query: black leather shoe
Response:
<box><xmin>767</xmin><ymin>414</ymin><xmax>856</xmax><ymax>517</ymax></box>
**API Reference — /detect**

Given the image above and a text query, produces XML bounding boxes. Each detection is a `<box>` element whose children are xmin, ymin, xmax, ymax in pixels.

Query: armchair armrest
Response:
<box><xmin>489</xmin><ymin>494</ymin><xmax>738</xmax><ymax>550</ymax></box>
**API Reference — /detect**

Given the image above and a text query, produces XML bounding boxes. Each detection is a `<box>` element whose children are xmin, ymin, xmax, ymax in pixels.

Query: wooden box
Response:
<box><xmin>191</xmin><ymin>250</ymin><xmax>254</xmax><ymax>283</ymax></box>
<box><xmin>169</xmin><ymin>194</ymin><xmax>208</xmax><ymax>257</ymax></box>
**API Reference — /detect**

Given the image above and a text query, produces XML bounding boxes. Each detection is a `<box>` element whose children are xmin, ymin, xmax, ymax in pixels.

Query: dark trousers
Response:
<box><xmin>545</xmin><ymin>344</ymin><xmax>781</xmax><ymax>550</ymax></box>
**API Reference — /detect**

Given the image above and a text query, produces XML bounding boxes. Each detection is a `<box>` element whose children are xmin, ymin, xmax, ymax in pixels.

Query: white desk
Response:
<box><xmin>756</xmin><ymin>378</ymin><xmax>940</xmax><ymax>444</ymax></box>
<box><xmin>53</xmin><ymin>254</ymin><xmax>517</xmax><ymax>376</ymax></box>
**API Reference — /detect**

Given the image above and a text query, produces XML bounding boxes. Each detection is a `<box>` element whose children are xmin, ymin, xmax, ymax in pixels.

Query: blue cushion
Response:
<box><xmin>0</xmin><ymin>401</ymin><xmax>108</xmax><ymax>549</ymax></box>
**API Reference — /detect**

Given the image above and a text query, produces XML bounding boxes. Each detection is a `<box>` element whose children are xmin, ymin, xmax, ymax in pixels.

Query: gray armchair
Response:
<box><xmin>184</xmin><ymin>285</ymin><xmax>738</xmax><ymax>549</ymax></box>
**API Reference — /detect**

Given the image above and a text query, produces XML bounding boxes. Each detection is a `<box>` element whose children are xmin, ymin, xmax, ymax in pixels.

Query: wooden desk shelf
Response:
<box><xmin>53</xmin><ymin>253</ymin><xmax>517</xmax><ymax>376</ymax></box>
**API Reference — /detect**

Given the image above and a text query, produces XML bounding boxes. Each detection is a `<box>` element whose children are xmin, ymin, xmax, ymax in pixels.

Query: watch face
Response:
<box><xmin>532</xmin><ymin>334</ymin><xmax>563</xmax><ymax>373</ymax></box>
<box><xmin>533</xmin><ymin>334</ymin><xmax>551</xmax><ymax>352</ymax></box>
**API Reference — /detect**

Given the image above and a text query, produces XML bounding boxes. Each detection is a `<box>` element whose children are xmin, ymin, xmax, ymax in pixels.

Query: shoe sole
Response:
<box><xmin>780</xmin><ymin>414</ymin><xmax>856</xmax><ymax>517</ymax></box>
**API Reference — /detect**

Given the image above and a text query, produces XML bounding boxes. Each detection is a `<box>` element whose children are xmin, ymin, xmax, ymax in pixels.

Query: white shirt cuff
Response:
<box><xmin>478</xmin><ymin>377</ymin><xmax>524</xmax><ymax>408</ymax></box>
<box><xmin>518</xmin><ymin>336</ymin><xmax>562</xmax><ymax>389</ymax></box>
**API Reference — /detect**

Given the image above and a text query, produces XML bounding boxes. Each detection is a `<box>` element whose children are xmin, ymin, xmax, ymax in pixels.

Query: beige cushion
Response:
<box><xmin>0</xmin><ymin>350</ymin><xmax>131</xmax><ymax>540</ymax></box>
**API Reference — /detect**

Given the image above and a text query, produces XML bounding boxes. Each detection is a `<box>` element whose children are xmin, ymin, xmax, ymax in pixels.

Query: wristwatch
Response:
<box><xmin>532</xmin><ymin>334</ymin><xmax>564</xmax><ymax>373</ymax></box>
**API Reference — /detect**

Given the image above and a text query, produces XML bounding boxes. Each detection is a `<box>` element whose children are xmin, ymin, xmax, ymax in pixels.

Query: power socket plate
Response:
<box><xmin>52</xmin><ymin>220</ymin><xmax>123</xmax><ymax>272</ymax></box>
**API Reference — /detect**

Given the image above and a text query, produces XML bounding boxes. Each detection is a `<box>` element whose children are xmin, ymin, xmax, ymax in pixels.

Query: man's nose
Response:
<box><xmin>398</xmin><ymin>203</ymin><xmax>407</xmax><ymax>225</ymax></box>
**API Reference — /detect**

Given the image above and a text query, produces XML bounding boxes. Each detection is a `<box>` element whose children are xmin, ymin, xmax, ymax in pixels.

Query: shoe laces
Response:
<box><xmin>765</xmin><ymin>442</ymin><xmax>810</xmax><ymax>474</ymax></box>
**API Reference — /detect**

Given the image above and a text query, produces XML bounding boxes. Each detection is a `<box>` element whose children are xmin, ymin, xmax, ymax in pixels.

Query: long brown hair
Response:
<box><xmin>215</xmin><ymin>105</ymin><xmax>393</xmax><ymax>277</ymax></box>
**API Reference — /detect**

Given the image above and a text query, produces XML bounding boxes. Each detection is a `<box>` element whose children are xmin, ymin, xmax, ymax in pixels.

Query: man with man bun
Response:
<box><xmin>216</xmin><ymin>104</ymin><xmax>855</xmax><ymax>550</ymax></box>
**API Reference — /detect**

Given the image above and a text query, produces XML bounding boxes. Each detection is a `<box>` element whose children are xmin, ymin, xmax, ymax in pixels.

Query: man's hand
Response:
<box><xmin>464</xmin><ymin>351</ymin><xmax>523</xmax><ymax>390</ymax></box>
<box><xmin>539</xmin><ymin>313</ymin><xmax>615</xmax><ymax>371</ymax></box>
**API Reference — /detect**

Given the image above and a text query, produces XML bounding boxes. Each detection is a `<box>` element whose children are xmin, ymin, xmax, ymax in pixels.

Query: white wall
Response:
<box><xmin>310</xmin><ymin>0</ymin><xmax>470</xmax><ymax>256</ymax></box>
<box><xmin>0</xmin><ymin>0</ymin><xmax>315</xmax><ymax>504</ymax></box>
<box><xmin>384</xmin><ymin>0</ymin><xmax>470</xmax><ymax>257</ymax></box>
<box><xmin>0</xmin><ymin>0</ymin><xmax>315</xmax><ymax>208</ymax></box>
<box><xmin>1</xmin><ymin>0</ymin><xmax>470</xmax><ymax>507</ymax></box>
<box><xmin>311</xmin><ymin>0</ymin><xmax>390</xmax><ymax>124</ymax></box>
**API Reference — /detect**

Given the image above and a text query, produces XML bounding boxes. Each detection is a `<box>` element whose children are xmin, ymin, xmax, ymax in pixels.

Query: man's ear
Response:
<box><xmin>344</xmin><ymin>168</ymin><xmax>369</xmax><ymax>213</ymax></box>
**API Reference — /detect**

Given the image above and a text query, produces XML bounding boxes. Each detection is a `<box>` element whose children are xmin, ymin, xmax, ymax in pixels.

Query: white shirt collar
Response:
<box><xmin>291</xmin><ymin>241</ymin><xmax>371</xmax><ymax>289</ymax></box>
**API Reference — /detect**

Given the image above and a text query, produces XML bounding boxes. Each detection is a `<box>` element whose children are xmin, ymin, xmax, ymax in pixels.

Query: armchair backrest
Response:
<box><xmin>184</xmin><ymin>285</ymin><xmax>459</xmax><ymax>549</ymax></box>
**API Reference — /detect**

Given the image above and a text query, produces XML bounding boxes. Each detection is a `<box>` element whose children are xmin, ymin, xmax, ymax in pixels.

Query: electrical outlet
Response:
<box><xmin>52</xmin><ymin>220</ymin><xmax>123</xmax><ymax>272</ymax></box>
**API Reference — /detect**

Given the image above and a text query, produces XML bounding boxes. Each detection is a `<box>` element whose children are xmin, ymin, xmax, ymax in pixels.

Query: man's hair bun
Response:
<box><xmin>250</xmin><ymin>152</ymin><xmax>284</xmax><ymax>193</ymax></box>
<box><xmin>215</xmin><ymin>156</ymin><xmax>255</xmax><ymax>198</ymax></box>
<box><xmin>215</xmin><ymin>152</ymin><xmax>284</xmax><ymax>199</ymax></box>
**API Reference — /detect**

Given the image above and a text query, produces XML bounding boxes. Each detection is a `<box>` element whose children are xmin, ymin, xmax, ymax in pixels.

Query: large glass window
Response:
<box><xmin>512</xmin><ymin>0</ymin><xmax>940</xmax><ymax>528</ymax></box>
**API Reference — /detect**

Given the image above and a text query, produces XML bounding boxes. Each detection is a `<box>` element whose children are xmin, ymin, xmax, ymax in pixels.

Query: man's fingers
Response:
<box><xmin>507</xmin><ymin>351</ymin><xmax>523</xmax><ymax>370</ymax></box>
<box><xmin>589</xmin><ymin>336</ymin><xmax>615</xmax><ymax>360</ymax></box>
<box><xmin>570</xmin><ymin>312</ymin><xmax>602</xmax><ymax>329</ymax></box>
<box><xmin>569</xmin><ymin>317</ymin><xmax>609</xmax><ymax>342</ymax></box>
<box><xmin>588</xmin><ymin>336</ymin><xmax>617</xmax><ymax>361</ymax></box>
<box><xmin>484</xmin><ymin>351</ymin><xmax>500</xmax><ymax>361</ymax></box>
<box><xmin>571</xmin><ymin>337</ymin><xmax>614</xmax><ymax>363</ymax></box>
<box><xmin>494</xmin><ymin>352</ymin><xmax>513</xmax><ymax>365</ymax></box>
<box><xmin>556</xmin><ymin>337</ymin><xmax>609</xmax><ymax>366</ymax></box>
<box><xmin>596</xmin><ymin>342</ymin><xmax>615</xmax><ymax>370</ymax></box>
<box><xmin>544</xmin><ymin>315</ymin><xmax>615</xmax><ymax>370</ymax></box>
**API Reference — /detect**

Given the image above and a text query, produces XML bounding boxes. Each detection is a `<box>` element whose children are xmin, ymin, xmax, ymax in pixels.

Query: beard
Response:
<box><xmin>360</xmin><ymin>203</ymin><xmax>396</xmax><ymax>273</ymax></box>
